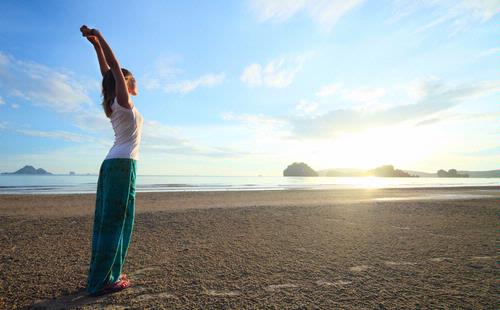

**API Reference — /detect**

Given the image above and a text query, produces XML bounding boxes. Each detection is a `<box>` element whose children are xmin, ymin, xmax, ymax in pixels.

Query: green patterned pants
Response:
<box><xmin>87</xmin><ymin>158</ymin><xmax>137</xmax><ymax>295</ymax></box>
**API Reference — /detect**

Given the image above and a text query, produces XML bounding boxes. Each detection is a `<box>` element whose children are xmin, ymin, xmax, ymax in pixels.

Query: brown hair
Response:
<box><xmin>101</xmin><ymin>68</ymin><xmax>133</xmax><ymax>118</ymax></box>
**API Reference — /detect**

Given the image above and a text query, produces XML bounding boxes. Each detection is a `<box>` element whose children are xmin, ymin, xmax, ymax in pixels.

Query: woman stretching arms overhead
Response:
<box><xmin>80</xmin><ymin>25</ymin><xmax>144</xmax><ymax>296</ymax></box>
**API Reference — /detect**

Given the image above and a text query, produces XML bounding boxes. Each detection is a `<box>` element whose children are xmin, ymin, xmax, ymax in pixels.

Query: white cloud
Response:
<box><xmin>250</xmin><ymin>0</ymin><xmax>365</xmax><ymax>30</ymax></box>
<box><xmin>342</xmin><ymin>87</ymin><xmax>387</xmax><ymax>103</ymax></box>
<box><xmin>474</xmin><ymin>47</ymin><xmax>500</xmax><ymax>60</ymax></box>
<box><xmin>0</xmin><ymin>96</ymin><xmax>4</xmax><ymax>105</ymax></box>
<box><xmin>138</xmin><ymin>120</ymin><xmax>248</xmax><ymax>158</ymax></box>
<box><xmin>14</xmin><ymin>129</ymin><xmax>97</xmax><ymax>143</ymax></box>
<box><xmin>222</xmin><ymin>112</ymin><xmax>288</xmax><ymax>128</ymax></box>
<box><xmin>316</xmin><ymin>83</ymin><xmax>341</xmax><ymax>97</ymax></box>
<box><xmin>165</xmin><ymin>73</ymin><xmax>226</xmax><ymax>94</ymax></box>
<box><xmin>142</xmin><ymin>56</ymin><xmax>183</xmax><ymax>91</ymax></box>
<box><xmin>241</xmin><ymin>56</ymin><xmax>305</xmax><ymax>88</ymax></box>
<box><xmin>391</xmin><ymin>0</ymin><xmax>500</xmax><ymax>35</ymax></box>
<box><xmin>72</xmin><ymin>111</ymin><xmax>111</xmax><ymax>133</ymax></box>
<box><xmin>240</xmin><ymin>64</ymin><xmax>263</xmax><ymax>87</ymax></box>
<box><xmin>0</xmin><ymin>52</ymin><xmax>94</xmax><ymax>112</ymax></box>
<box><xmin>142</xmin><ymin>56</ymin><xmax>225</xmax><ymax>94</ymax></box>
<box><xmin>291</xmin><ymin>78</ymin><xmax>500</xmax><ymax>137</ymax></box>
<box><xmin>11</xmin><ymin>104</ymin><xmax>19</xmax><ymax>109</ymax></box>
<box><xmin>295</xmin><ymin>99</ymin><xmax>319</xmax><ymax>116</ymax></box>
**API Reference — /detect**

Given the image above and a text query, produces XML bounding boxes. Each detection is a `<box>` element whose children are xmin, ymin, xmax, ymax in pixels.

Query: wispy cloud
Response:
<box><xmin>342</xmin><ymin>87</ymin><xmax>386</xmax><ymax>103</ymax></box>
<box><xmin>142</xmin><ymin>56</ymin><xmax>183</xmax><ymax>90</ymax></box>
<box><xmin>222</xmin><ymin>112</ymin><xmax>288</xmax><ymax>128</ymax></box>
<box><xmin>143</xmin><ymin>56</ymin><xmax>225</xmax><ymax>94</ymax></box>
<box><xmin>165</xmin><ymin>73</ymin><xmax>226</xmax><ymax>94</ymax></box>
<box><xmin>416</xmin><ymin>111</ymin><xmax>497</xmax><ymax>127</ymax></box>
<box><xmin>14</xmin><ymin>129</ymin><xmax>97</xmax><ymax>143</ymax></box>
<box><xmin>139</xmin><ymin>120</ymin><xmax>248</xmax><ymax>158</ymax></box>
<box><xmin>0</xmin><ymin>52</ymin><xmax>94</xmax><ymax>112</ymax></box>
<box><xmin>0</xmin><ymin>52</ymin><xmax>241</xmax><ymax>160</ymax></box>
<box><xmin>249</xmin><ymin>0</ymin><xmax>365</xmax><ymax>31</ymax></box>
<box><xmin>473</xmin><ymin>47</ymin><xmax>500</xmax><ymax>61</ymax></box>
<box><xmin>316</xmin><ymin>83</ymin><xmax>341</xmax><ymax>98</ymax></box>
<box><xmin>291</xmin><ymin>78</ymin><xmax>499</xmax><ymax>137</ymax></box>
<box><xmin>295</xmin><ymin>99</ymin><xmax>319</xmax><ymax>117</ymax></box>
<box><xmin>391</xmin><ymin>0</ymin><xmax>499</xmax><ymax>35</ymax></box>
<box><xmin>0</xmin><ymin>96</ymin><xmax>4</xmax><ymax>105</ymax></box>
<box><xmin>241</xmin><ymin>56</ymin><xmax>306</xmax><ymax>88</ymax></box>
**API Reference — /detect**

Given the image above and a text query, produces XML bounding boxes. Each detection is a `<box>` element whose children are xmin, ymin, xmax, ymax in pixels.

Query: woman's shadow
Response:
<box><xmin>21</xmin><ymin>288</ymin><xmax>113</xmax><ymax>310</ymax></box>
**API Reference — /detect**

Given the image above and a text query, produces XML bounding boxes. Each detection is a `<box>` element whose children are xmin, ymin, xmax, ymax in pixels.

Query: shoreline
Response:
<box><xmin>0</xmin><ymin>184</ymin><xmax>499</xmax><ymax>195</ymax></box>
<box><xmin>0</xmin><ymin>187</ymin><xmax>499</xmax><ymax>219</ymax></box>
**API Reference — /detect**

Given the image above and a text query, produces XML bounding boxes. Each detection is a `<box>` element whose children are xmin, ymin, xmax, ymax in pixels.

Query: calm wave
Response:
<box><xmin>0</xmin><ymin>175</ymin><xmax>499</xmax><ymax>194</ymax></box>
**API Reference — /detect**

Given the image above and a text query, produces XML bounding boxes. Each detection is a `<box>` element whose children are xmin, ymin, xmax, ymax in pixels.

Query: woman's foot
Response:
<box><xmin>118</xmin><ymin>273</ymin><xmax>127</xmax><ymax>281</ymax></box>
<box><xmin>91</xmin><ymin>279</ymin><xmax>131</xmax><ymax>296</ymax></box>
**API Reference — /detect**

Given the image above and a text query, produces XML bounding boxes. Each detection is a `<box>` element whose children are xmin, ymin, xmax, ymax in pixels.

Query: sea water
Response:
<box><xmin>0</xmin><ymin>174</ymin><xmax>499</xmax><ymax>194</ymax></box>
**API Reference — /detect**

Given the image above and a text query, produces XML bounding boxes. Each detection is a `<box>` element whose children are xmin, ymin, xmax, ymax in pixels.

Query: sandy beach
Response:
<box><xmin>1</xmin><ymin>187</ymin><xmax>499</xmax><ymax>309</ymax></box>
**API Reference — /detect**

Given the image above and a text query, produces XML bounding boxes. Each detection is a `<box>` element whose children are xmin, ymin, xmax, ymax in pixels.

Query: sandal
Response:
<box><xmin>91</xmin><ymin>279</ymin><xmax>131</xmax><ymax>296</ymax></box>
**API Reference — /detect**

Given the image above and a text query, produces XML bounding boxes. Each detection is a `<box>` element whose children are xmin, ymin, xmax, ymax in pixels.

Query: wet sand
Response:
<box><xmin>1</xmin><ymin>187</ymin><xmax>499</xmax><ymax>309</ymax></box>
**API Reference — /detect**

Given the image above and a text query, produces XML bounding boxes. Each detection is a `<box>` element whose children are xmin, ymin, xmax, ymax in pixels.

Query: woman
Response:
<box><xmin>80</xmin><ymin>25</ymin><xmax>144</xmax><ymax>296</ymax></box>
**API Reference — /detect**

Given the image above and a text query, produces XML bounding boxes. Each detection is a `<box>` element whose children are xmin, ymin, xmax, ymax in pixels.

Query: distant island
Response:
<box><xmin>283</xmin><ymin>163</ymin><xmax>416</xmax><ymax>177</ymax></box>
<box><xmin>437</xmin><ymin>169</ymin><xmax>468</xmax><ymax>178</ymax></box>
<box><xmin>369</xmin><ymin>165</ymin><xmax>417</xmax><ymax>177</ymax></box>
<box><xmin>323</xmin><ymin>165</ymin><xmax>417</xmax><ymax>177</ymax></box>
<box><xmin>1</xmin><ymin>165</ymin><xmax>53</xmax><ymax>175</ymax></box>
<box><xmin>287</xmin><ymin>163</ymin><xmax>499</xmax><ymax>178</ymax></box>
<box><xmin>283</xmin><ymin>162</ymin><xmax>318</xmax><ymax>177</ymax></box>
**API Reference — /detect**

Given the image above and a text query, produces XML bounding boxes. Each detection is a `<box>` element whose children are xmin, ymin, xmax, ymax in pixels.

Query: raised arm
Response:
<box><xmin>80</xmin><ymin>25</ymin><xmax>131</xmax><ymax>109</ymax></box>
<box><xmin>87</xmin><ymin>36</ymin><xmax>110</xmax><ymax>77</ymax></box>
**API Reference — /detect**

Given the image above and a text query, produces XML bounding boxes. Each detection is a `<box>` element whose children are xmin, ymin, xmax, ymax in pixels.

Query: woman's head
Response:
<box><xmin>101</xmin><ymin>68</ymin><xmax>137</xmax><ymax>117</ymax></box>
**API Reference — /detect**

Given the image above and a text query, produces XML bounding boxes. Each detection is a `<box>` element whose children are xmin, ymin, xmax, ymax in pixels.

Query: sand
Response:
<box><xmin>0</xmin><ymin>187</ymin><xmax>499</xmax><ymax>309</ymax></box>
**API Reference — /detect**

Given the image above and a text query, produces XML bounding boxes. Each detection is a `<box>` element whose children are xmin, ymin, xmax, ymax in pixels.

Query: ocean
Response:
<box><xmin>0</xmin><ymin>175</ymin><xmax>499</xmax><ymax>194</ymax></box>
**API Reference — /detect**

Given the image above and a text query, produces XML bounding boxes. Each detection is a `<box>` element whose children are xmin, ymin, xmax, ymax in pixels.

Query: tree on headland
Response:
<box><xmin>369</xmin><ymin>165</ymin><xmax>417</xmax><ymax>177</ymax></box>
<box><xmin>437</xmin><ymin>169</ymin><xmax>469</xmax><ymax>178</ymax></box>
<box><xmin>283</xmin><ymin>162</ymin><xmax>318</xmax><ymax>177</ymax></box>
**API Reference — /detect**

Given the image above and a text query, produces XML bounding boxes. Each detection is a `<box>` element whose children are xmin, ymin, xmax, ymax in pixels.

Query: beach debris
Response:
<box><xmin>391</xmin><ymin>225</ymin><xmax>410</xmax><ymax>230</ymax></box>
<box><xmin>384</xmin><ymin>261</ymin><xmax>417</xmax><ymax>266</ymax></box>
<box><xmin>265</xmin><ymin>283</ymin><xmax>299</xmax><ymax>292</ymax></box>
<box><xmin>132</xmin><ymin>292</ymin><xmax>174</xmax><ymax>302</ymax></box>
<box><xmin>204</xmin><ymin>289</ymin><xmax>241</xmax><ymax>297</ymax></box>
<box><xmin>429</xmin><ymin>257</ymin><xmax>452</xmax><ymax>262</ymax></box>
<box><xmin>315</xmin><ymin>279</ymin><xmax>351</xmax><ymax>286</ymax></box>
<box><xmin>349</xmin><ymin>265</ymin><xmax>369</xmax><ymax>272</ymax></box>
<box><xmin>471</xmin><ymin>256</ymin><xmax>492</xmax><ymax>260</ymax></box>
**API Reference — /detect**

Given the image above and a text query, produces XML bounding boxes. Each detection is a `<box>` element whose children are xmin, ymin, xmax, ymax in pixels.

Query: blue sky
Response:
<box><xmin>0</xmin><ymin>0</ymin><xmax>498</xmax><ymax>175</ymax></box>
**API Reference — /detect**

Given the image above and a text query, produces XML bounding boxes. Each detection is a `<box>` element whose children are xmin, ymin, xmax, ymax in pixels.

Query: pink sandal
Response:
<box><xmin>92</xmin><ymin>279</ymin><xmax>131</xmax><ymax>296</ymax></box>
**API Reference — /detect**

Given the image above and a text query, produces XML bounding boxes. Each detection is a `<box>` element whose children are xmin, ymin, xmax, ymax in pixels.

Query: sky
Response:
<box><xmin>0</xmin><ymin>0</ymin><xmax>498</xmax><ymax>176</ymax></box>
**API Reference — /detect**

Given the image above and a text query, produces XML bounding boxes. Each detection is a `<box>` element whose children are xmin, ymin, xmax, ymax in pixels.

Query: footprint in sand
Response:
<box><xmin>81</xmin><ymin>305</ymin><xmax>128</xmax><ymax>310</ymax></box>
<box><xmin>124</xmin><ymin>285</ymin><xmax>148</xmax><ymax>295</ymax></box>
<box><xmin>204</xmin><ymin>289</ymin><xmax>241</xmax><ymax>297</ymax></box>
<box><xmin>391</xmin><ymin>226</ymin><xmax>410</xmax><ymax>230</ymax></box>
<box><xmin>384</xmin><ymin>261</ymin><xmax>417</xmax><ymax>266</ymax></box>
<box><xmin>132</xmin><ymin>292</ymin><xmax>175</xmax><ymax>302</ymax></box>
<box><xmin>129</xmin><ymin>267</ymin><xmax>161</xmax><ymax>279</ymax></box>
<box><xmin>315</xmin><ymin>280</ymin><xmax>351</xmax><ymax>287</ymax></box>
<box><xmin>471</xmin><ymin>256</ymin><xmax>492</xmax><ymax>260</ymax></box>
<box><xmin>429</xmin><ymin>257</ymin><xmax>452</xmax><ymax>262</ymax></box>
<box><xmin>349</xmin><ymin>265</ymin><xmax>369</xmax><ymax>272</ymax></box>
<box><xmin>265</xmin><ymin>283</ymin><xmax>299</xmax><ymax>292</ymax></box>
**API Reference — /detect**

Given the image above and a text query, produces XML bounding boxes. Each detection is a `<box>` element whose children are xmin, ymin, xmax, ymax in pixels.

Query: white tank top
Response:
<box><xmin>105</xmin><ymin>97</ymin><xmax>144</xmax><ymax>160</ymax></box>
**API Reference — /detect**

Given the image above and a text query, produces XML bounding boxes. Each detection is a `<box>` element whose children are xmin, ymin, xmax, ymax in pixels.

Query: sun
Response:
<box><xmin>313</xmin><ymin>124</ymin><xmax>444</xmax><ymax>170</ymax></box>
